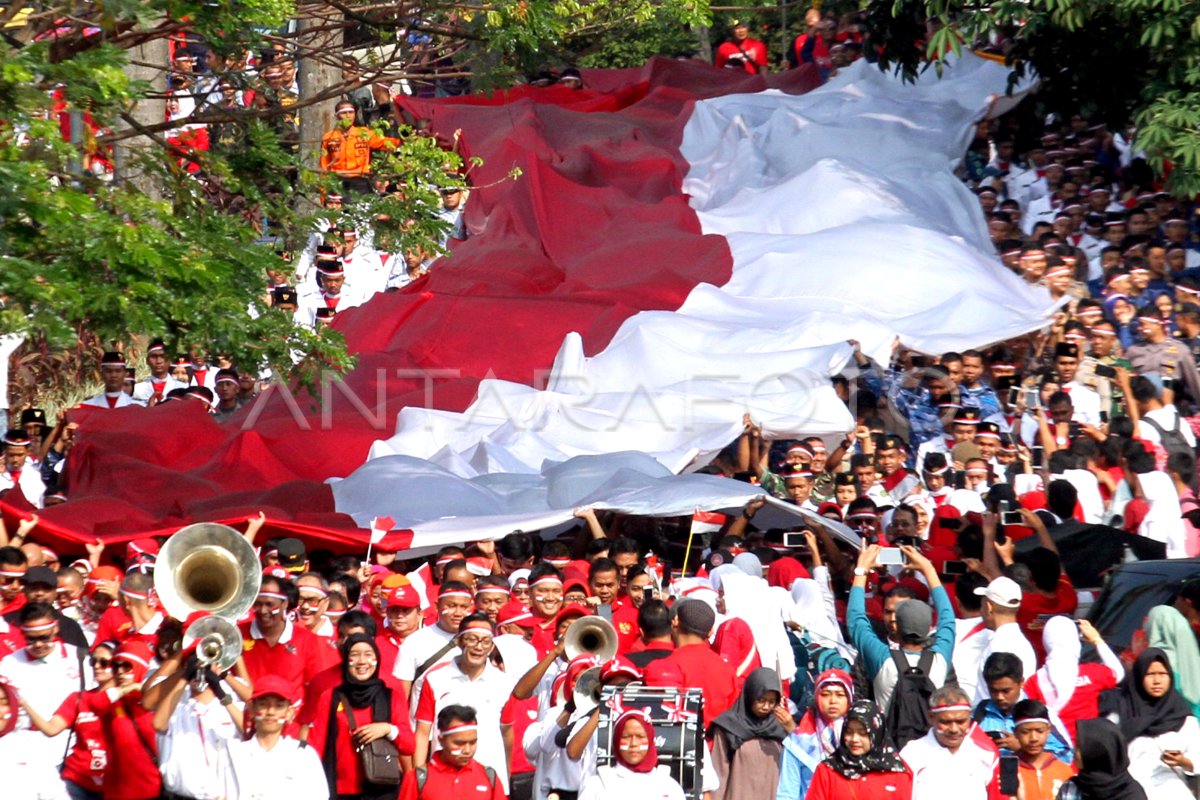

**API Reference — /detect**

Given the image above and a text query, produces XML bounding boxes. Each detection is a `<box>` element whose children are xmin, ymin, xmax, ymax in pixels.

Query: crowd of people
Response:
<box><xmin>9</xmin><ymin>6</ymin><xmax>1200</xmax><ymax>800</ymax></box>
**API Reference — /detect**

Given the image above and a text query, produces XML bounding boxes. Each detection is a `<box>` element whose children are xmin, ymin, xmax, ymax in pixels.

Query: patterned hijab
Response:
<box><xmin>824</xmin><ymin>700</ymin><xmax>909</xmax><ymax>780</ymax></box>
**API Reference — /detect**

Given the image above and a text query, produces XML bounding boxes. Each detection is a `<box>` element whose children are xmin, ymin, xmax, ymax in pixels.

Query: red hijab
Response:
<box><xmin>614</xmin><ymin>710</ymin><xmax>658</xmax><ymax>773</ymax></box>
<box><xmin>767</xmin><ymin>556</ymin><xmax>810</xmax><ymax>589</ymax></box>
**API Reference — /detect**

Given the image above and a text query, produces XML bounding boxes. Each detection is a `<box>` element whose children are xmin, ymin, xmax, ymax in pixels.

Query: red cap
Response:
<box><xmin>496</xmin><ymin>600</ymin><xmax>536</xmax><ymax>628</ymax></box>
<box><xmin>114</xmin><ymin>640</ymin><xmax>155</xmax><ymax>680</ymax></box>
<box><xmin>126</xmin><ymin>538</ymin><xmax>159</xmax><ymax>558</ymax></box>
<box><xmin>262</xmin><ymin>565</ymin><xmax>290</xmax><ymax>580</ymax></box>
<box><xmin>251</xmin><ymin>674</ymin><xmax>297</xmax><ymax>703</ymax></box>
<box><xmin>465</xmin><ymin>557</ymin><xmax>493</xmax><ymax>577</ymax></box>
<box><xmin>85</xmin><ymin>566</ymin><xmax>122</xmax><ymax>597</ymax></box>
<box><xmin>563</xmin><ymin>578</ymin><xmax>588</xmax><ymax>597</ymax></box>
<box><xmin>599</xmin><ymin>655</ymin><xmax>643</xmax><ymax>683</ymax></box>
<box><xmin>553</xmin><ymin>603</ymin><xmax>592</xmax><ymax>628</ymax></box>
<box><xmin>386</xmin><ymin>584</ymin><xmax>421</xmax><ymax>609</ymax></box>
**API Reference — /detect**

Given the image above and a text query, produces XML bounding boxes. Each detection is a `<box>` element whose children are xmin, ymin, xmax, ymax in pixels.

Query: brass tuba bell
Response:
<box><xmin>563</xmin><ymin>615</ymin><xmax>618</xmax><ymax>663</ymax></box>
<box><xmin>155</xmin><ymin>523</ymin><xmax>262</xmax><ymax>676</ymax></box>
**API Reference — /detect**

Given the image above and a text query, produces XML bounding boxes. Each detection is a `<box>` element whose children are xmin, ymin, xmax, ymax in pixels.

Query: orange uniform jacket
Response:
<box><xmin>319</xmin><ymin>125</ymin><xmax>398</xmax><ymax>176</ymax></box>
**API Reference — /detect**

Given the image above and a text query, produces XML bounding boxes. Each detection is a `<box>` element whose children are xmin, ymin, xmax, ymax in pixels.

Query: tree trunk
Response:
<box><xmin>115</xmin><ymin>36</ymin><xmax>169</xmax><ymax>199</ymax></box>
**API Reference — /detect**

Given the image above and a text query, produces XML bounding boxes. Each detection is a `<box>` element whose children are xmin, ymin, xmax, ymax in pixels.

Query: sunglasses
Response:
<box><xmin>90</xmin><ymin>657</ymin><xmax>112</xmax><ymax>668</ymax></box>
<box><xmin>113</xmin><ymin>661</ymin><xmax>136</xmax><ymax>673</ymax></box>
<box><xmin>0</xmin><ymin>575</ymin><xmax>24</xmax><ymax>585</ymax></box>
<box><xmin>25</xmin><ymin>633</ymin><xmax>54</xmax><ymax>643</ymax></box>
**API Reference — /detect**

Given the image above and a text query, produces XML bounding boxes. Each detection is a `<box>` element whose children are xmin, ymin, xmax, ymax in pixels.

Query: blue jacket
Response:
<box><xmin>973</xmin><ymin>697</ymin><xmax>1074</xmax><ymax>761</ymax></box>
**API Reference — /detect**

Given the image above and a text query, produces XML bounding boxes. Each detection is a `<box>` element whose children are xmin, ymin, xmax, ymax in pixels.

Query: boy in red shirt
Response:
<box><xmin>400</xmin><ymin>704</ymin><xmax>506</xmax><ymax>800</ymax></box>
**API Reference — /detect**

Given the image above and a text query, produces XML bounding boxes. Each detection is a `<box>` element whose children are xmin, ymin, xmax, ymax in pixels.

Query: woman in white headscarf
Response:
<box><xmin>1024</xmin><ymin>615</ymin><xmax>1124</xmax><ymax>745</ymax></box>
<box><xmin>719</xmin><ymin>571</ymin><xmax>797</xmax><ymax>693</ymax></box>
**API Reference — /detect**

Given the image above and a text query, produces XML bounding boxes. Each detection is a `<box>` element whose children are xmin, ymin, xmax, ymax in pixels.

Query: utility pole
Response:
<box><xmin>297</xmin><ymin>5</ymin><xmax>343</xmax><ymax>178</ymax></box>
<box><xmin>114</xmin><ymin>36</ymin><xmax>169</xmax><ymax>200</ymax></box>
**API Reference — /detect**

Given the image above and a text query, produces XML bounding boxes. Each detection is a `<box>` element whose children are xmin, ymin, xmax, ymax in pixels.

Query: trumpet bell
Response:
<box><xmin>183</xmin><ymin>615</ymin><xmax>244</xmax><ymax>674</ymax></box>
<box><xmin>154</xmin><ymin>523</ymin><xmax>262</xmax><ymax>622</ymax></box>
<box><xmin>563</xmin><ymin>615</ymin><xmax>618</xmax><ymax>663</ymax></box>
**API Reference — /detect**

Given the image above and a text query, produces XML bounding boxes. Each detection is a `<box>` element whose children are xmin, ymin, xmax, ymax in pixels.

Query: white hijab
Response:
<box><xmin>1038</xmin><ymin>615</ymin><xmax>1081</xmax><ymax>715</ymax></box>
<box><xmin>720</xmin><ymin>571</ymin><xmax>796</xmax><ymax>682</ymax></box>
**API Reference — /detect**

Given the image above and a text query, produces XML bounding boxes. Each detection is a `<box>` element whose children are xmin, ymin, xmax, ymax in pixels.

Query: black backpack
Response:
<box><xmin>1141</xmin><ymin>412</ymin><xmax>1198</xmax><ymax>482</ymax></box>
<box><xmin>884</xmin><ymin>649</ymin><xmax>936</xmax><ymax>750</ymax></box>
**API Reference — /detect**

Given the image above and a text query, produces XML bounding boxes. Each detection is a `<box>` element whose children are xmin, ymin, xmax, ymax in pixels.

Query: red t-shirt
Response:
<box><xmin>611</xmin><ymin>598</ymin><xmax>640</xmax><ymax>655</ymax></box>
<box><xmin>713</xmin><ymin>617</ymin><xmax>761</xmax><ymax>689</ymax></box>
<box><xmin>501</xmin><ymin>693</ymin><xmax>540</xmax><ymax>775</ymax></box>
<box><xmin>398</xmin><ymin>752</ymin><xmax>506</xmax><ymax>800</ymax></box>
<box><xmin>1017</xmin><ymin>575</ymin><xmax>1078</xmax><ymax>664</ymax></box>
<box><xmin>807</xmin><ymin>761</ymin><xmax>913</xmax><ymax>800</ymax></box>
<box><xmin>376</xmin><ymin>630</ymin><xmax>407</xmax><ymax>679</ymax></box>
<box><xmin>715</xmin><ymin>39</ymin><xmax>768</xmax><ymax>74</ymax></box>
<box><xmin>94</xmin><ymin>606</ymin><xmax>132</xmax><ymax>645</ymax></box>
<box><xmin>656</xmin><ymin>642</ymin><xmax>737</xmax><ymax>720</ymax></box>
<box><xmin>97</xmin><ymin>692</ymin><xmax>160</xmax><ymax>800</ymax></box>
<box><xmin>318</xmin><ymin>691</ymin><xmax>415</xmax><ymax>794</ymax></box>
<box><xmin>55</xmin><ymin>690</ymin><xmax>110</xmax><ymax>790</ymax></box>
<box><xmin>1025</xmin><ymin>663</ymin><xmax>1118</xmax><ymax>743</ymax></box>
<box><xmin>0</xmin><ymin>621</ymin><xmax>24</xmax><ymax>661</ymax></box>
<box><xmin>239</xmin><ymin>620</ymin><xmax>338</xmax><ymax>712</ymax></box>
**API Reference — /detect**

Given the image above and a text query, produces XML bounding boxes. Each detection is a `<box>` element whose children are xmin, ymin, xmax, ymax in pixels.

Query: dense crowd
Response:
<box><xmin>10</xmin><ymin>7</ymin><xmax>1200</xmax><ymax>800</ymax></box>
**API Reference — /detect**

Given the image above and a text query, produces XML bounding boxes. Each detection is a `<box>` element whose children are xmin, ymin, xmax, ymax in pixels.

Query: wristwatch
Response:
<box><xmin>853</xmin><ymin>567</ymin><xmax>868</xmax><ymax>577</ymax></box>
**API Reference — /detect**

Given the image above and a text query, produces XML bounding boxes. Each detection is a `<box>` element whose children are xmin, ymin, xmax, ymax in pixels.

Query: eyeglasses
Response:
<box><xmin>459</xmin><ymin>636</ymin><xmax>493</xmax><ymax>649</ymax></box>
<box><xmin>90</xmin><ymin>658</ymin><xmax>112</xmax><ymax>668</ymax></box>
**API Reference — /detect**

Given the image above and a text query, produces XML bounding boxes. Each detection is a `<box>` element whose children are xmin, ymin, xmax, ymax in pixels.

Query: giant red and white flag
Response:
<box><xmin>4</xmin><ymin>55</ymin><xmax>1051</xmax><ymax>552</ymax></box>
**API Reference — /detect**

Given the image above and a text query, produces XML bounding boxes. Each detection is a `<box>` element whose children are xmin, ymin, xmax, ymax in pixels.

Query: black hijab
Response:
<box><xmin>1099</xmin><ymin>648</ymin><xmax>1193</xmax><ymax>741</ymax></box>
<box><xmin>1069</xmin><ymin>718</ymin><xmax>1148</xmax><ymax>800</ymax></box>
<box><xmin>322</xmin><ymin>634</ymin><xmax>395</xmax><ymax>800</ymax></box>
<box><xmin>710</xmin><ymin>667</ymin><xmax>788</xmax><ymax>751</ymax></box>
<box><xmin>824</xmin><ymin>699</ymin><xmax>909</xmax><ymax>780</ymax></box>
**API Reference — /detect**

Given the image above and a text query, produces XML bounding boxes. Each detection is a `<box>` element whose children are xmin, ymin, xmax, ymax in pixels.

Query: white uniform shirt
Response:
<box><xmin>158</xmin><ymin>694</ymin><xmax>245</xmax><ymax>799</ymax></box>
<box><xmin>222</xmin><ymin>735</ymin><xmax>329</xmax><ymax>800</ymax></box>
<box><xmin>524</xmin><ymin>701</ymin><xmax>582</xmax><ymax>800</ymax></box>
<box><xmin>0</xmin><ymin>643</ymin><xmax>90</xmax><ymax>770</ymax></box>
<box><xmin>417</xmin><ymin>658</ymin><xmax>516</xmax><ymax>790</ymax></box>
<box><xmin>0</xmin><ymin>461</ymin><xmax>45</xmax><ymax>508</ymax></box>
<box><xmin>131</xmin><ymin>376</ymin><xmax>187</xmax><ymax>407</ymax></box>
<box><xmin>79</xmin><ymin>392</ymin><xmax>138</xmax><ymax>409</ymax></box>
<box><xmin>901</xmin><ymin>728</ymin><xmax>997</xmax><ymax>800</ymax></box>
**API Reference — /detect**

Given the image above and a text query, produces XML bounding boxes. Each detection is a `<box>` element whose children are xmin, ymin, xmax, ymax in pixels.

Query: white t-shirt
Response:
<box><xmin>973</xmin><ymin>621</ymin><xmax>1037</xmax><ymax>705</ymax></box>
<box><xmin>416</xmin><ymin>659</ymin><xmax>516</xmax><ymax>790</ymax></box>
<box><xmin>902</xmin><ymin>729</ymin><xmax>997</xmax><ymax>800</ymax></box>
<box><xmin>0</xmin><ymin>643</ymin><xmax>89</xmax><ymax>769</ymax></box>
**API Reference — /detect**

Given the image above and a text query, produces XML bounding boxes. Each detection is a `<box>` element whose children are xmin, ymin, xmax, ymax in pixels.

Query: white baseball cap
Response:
<box><xmin>974</xmin><ymin>576</ymin><xmax>1022</xmax><ymax>608</ymax></box>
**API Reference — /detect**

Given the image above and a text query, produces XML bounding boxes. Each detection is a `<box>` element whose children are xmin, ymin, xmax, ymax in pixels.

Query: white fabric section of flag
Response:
<box><xmin>332</xmin><ymin>54</ymin><xmax>1055</xmax><ymax>539</ymax></box>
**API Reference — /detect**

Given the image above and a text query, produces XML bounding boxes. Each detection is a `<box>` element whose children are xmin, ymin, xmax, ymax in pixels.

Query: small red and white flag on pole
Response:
<box><xmin>369</xmin><ymin>516</ymin><xmax>396</xmax><ymax>545</ymax></box>
<box><xmin>690</xmin><ymin>510</ymin><xmax>726</xmax><ymax>536</ymax></box>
